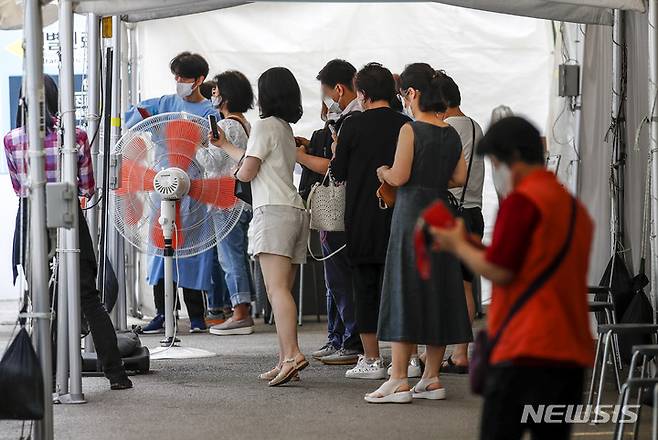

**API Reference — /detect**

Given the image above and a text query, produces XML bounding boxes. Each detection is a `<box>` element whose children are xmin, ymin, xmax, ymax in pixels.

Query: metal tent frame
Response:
<box><xmin>15</xmin><ymin>1</ymin><xmax>651</xmax><ymax>438</ymax></box>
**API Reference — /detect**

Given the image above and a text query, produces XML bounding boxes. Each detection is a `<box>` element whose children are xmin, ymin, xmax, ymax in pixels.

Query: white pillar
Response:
<box><xmin>24</xmin><ymin>0</ymin><xmax>54</xmax><ymax>437</ymax></box>
<box><xmin>59</xmin><ymin>0</ymin><xmax>85</xmax><ymax>403</ymax></box>
<box><xmin>648</xmin><ymin>0</ymin><xmax>658</xmax><ymax>321</ymax></box>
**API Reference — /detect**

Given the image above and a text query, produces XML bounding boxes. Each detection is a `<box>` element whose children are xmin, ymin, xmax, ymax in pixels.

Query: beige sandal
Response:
<box><xmin>268</xmin><ymin>355</ymin><xmax>309</xmax><ymax>387</ymax></box>
<box><xmin>259</xmin><ymin>365</ymin><xmax>300</xmax><ymax>382</ymax></box>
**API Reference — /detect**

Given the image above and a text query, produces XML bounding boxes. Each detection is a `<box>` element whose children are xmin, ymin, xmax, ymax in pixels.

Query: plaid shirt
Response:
<box><xmin>3</xmin><ymin>125</ymin><xmax>95</xmax><ymax>198</ymax></box>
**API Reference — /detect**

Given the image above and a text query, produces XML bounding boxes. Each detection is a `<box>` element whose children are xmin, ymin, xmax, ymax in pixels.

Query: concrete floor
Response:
<box><xmin>0</xmin><ymin>307</ymin><xmax>652</xmax><ymax>439</ymax></box>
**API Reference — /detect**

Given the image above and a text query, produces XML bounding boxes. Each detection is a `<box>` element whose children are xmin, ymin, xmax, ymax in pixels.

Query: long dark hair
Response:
<box><xmin>15</xmin><ymin>74</ymin><xmax>58</xmax><ymax>132</ymax></box>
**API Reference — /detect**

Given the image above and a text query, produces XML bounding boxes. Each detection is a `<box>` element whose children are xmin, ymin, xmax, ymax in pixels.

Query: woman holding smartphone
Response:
<box><xmin>209</xmin><ymin>67</ymin><xmax>309</xmax><ymax>386</ymax></box>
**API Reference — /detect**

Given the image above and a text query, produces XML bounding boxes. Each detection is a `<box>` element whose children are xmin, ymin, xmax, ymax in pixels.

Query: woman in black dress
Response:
<box><xmin>365</xmin><ymin>64</ymin><xmax>471</xmax><ymax>403</ymax></box>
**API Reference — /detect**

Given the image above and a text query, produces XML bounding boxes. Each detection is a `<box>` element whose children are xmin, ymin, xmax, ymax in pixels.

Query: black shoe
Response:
<box><xmin>109</xmin><ymin>375</ymin><xmax>133</xmax><ymax>390</ymax></box>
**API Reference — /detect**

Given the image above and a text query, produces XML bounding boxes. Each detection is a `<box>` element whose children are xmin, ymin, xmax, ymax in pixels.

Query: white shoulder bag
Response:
<box><xmin>306</xmin><ymin>169</ymin><xmax>346</xmax><ymax>261</ymax></box>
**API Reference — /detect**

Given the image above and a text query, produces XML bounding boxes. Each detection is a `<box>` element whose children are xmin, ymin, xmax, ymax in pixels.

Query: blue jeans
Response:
<box><xmin>208</xmin><ymin>247</ymin><xmax>231</xmax><ymax>311</ymax></box>
<box><xmin>216</xmin><ymin>209</ymin><xmax>253</xmax><ymax>307</ymax></box>
<box><xmin>321</xmin><ymin>231</ymin><xmax>361</xmax><ymax>351</ymax></box>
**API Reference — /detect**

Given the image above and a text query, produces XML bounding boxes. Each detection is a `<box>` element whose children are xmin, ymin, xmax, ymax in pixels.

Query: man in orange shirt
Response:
<box><xmin>432</xmin><ymin>116</ymin><xmax>594</xmax><ymax>440</ymax></box>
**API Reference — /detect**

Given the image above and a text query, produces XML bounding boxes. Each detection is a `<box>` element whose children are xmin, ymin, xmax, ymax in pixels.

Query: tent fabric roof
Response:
<box><xmin>70</xmin><ymin>0</ymin><xmax>644</xmax><ymax>25</ymax></box>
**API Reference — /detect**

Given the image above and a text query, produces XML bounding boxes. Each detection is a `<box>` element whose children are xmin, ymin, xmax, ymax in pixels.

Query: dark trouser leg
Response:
<box><xmin>326</xmin><ymin>289</ymin><xmax>341</xmax><ymax>348</ymax></box>
<box><xmin>153</xmin><ymin>278</ymin><xmax>182</xmax><ymax>316</ymax></box>
<box><xmin>78</xmin><ymin>208</ymin><xmax>125</xmax><ymax>379</ymax></box>
<box><xmin>480</xmin><ymin>365</ymin><xmax>584</xmax><ymax>440</ymax></box>
<box><xmin>322</xmin><ymin>231</ymin><xmax>361</xmax><ymax>351</ymax></box>
<box><xmin>182</xmin><ymin>288</ymin><xmax>205</xmax><ymax>320</ymax></box>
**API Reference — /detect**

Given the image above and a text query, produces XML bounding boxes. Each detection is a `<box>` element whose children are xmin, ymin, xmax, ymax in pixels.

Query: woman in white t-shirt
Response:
<box><xmin>209</xmin><ymin>67</ymin><xmax>309</xmax><ymax>386</ymax></box>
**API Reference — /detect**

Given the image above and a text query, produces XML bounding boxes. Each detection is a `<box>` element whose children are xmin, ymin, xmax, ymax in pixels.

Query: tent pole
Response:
<box><xmin>611</xmin><ymin>9</ymin><xmax>625</xmax><ymax>256</ymax></box>
<box><xmin>85</xmin><ymin>13</ymin><xmax>101</xmax><ymax>258</ymax></box>
<box><xmin>649</xmin><ymin>0</ymin><xmax>658</xmax><ymax>323</ymax></box>
<box><xmin>24</xmin><ymin>0</ymin><xmax>54</xmax><ymax>438</ymax></box>
<box><xmin>59</xmin><ymin>0</ymin><xmax>86</xmax><ymax>404</ymax></box>
<box><xmin>55</xmin><ymin>228</ymin><xmax>69</xmax><ymax>396</ymax></box>
<box><xmin>110</xmin><ymin>15</ymin><xmax>127</xmax><ymax>330</ymax></box>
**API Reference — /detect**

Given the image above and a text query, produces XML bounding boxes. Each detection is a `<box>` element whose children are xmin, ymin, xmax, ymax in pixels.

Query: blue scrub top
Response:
<box><xmin>126</xmin><ymin>94</ymin><xmax>220</xmax><ymax>291</ymax></box>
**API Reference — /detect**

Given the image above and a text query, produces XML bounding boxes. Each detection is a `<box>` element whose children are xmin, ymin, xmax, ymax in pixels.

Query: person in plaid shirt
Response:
<box><xmin>4</xmin><ymin>75</ymin><xmax>132</xmax><ymax>390</ymax></box>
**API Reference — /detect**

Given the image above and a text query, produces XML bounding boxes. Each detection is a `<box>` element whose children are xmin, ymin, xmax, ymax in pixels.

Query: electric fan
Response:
<box><xmin>110</xmin><ymin>112</ymin><xmax>244</xmax><ymax>360</ymax></box>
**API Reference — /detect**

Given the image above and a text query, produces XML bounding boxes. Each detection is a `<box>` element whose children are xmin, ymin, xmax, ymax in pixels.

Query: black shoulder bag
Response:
<box><xmin>227</xmin><ymin>115</ymin><xmax>252</xmax><ymax>205</ymax></box>
<box><xmin>469</xmin><ymin>196</ymin><xmax>578</xmax><ymax>395</ymax></box>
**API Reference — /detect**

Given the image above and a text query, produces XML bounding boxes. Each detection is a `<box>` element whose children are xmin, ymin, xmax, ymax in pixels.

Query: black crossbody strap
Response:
<box><xmin>459</xmin><ymin>118</ymin><xmax>477</xmax><ymax>208</ymax></box>
<box><xmin>490</xmin><ymin>195</ymin><xmax>579</xmax><ymax>347</ymax></box>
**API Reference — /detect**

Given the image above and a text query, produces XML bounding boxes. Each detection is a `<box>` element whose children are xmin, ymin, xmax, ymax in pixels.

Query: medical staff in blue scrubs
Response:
<box><xmin>126</xmin><ymin>51</ymin><xmax>220</xmax><ymax>333</ymax></box>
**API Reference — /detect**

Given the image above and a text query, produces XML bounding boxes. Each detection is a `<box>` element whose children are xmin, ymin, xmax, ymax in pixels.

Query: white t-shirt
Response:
<box><xmin>245</xmin><ymin>116</ymin><xmax>305</xmax><ymax>210</ymax></box>
<box><xmin>447</xmin><ymin>116</ymin><xmax>485</xmax><ymax>209</ymax></box>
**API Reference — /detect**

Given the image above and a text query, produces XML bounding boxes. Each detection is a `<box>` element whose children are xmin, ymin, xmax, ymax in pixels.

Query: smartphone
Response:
<box><xmin>208</xmin><ymin>114</ymin><xmax>220</xmax><ymax>140</ymax></box>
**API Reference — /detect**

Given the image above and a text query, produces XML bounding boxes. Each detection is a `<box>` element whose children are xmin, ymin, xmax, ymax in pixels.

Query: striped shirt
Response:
<box><xmin>3</xmin><ymin>125</ymin><xmax>95</xmax><ymax>198</ymax></box>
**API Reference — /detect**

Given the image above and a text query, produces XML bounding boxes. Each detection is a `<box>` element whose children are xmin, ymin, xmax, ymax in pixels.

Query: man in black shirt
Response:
<box><xmin>296</xmin><ymin>59</ymin><xmax>363</xmax><ymax>366</ymax></box>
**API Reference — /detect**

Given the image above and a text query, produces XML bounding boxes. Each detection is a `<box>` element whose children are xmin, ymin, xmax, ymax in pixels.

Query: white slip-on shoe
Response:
<box><xmin>346</xmin><ymin>355</ymin><xmax>387</xmax><ymax>380</ymax></box>
<box><xmin>364</xmin><ymin>379</ymin><xmax>413</xmax><ymax>404</ymax></box>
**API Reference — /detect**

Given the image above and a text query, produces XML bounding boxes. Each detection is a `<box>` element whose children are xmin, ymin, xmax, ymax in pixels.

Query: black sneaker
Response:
<box><xmin>109</xmin><ymin>375</ymin><xmax>133</xmax><ymax>390</ymax></box>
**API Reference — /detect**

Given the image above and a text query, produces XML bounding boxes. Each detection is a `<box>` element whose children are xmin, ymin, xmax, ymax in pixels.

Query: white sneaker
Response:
<box><xmin>345</xmin><ymin>355</ymin><xmax>387</xmax><ymax>380</ymax></box>
<box><xmin>386</xmin><ymin>356</ymin><xmax>422</xmax><ymax>378</ymax></box>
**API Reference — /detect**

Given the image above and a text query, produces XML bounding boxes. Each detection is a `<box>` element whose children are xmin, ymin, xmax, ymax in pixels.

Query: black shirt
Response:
<box><xmin>330</xmin><ymin>107</ymin><xmax>411</xmax><ymax>265</ymax></box>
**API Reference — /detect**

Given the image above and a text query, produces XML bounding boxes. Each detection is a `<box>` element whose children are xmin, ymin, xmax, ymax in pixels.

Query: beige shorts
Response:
<box><xmin>248</xmin><ymin>205</ymin><xmax>310</xmax><ymax>264</ymax></box>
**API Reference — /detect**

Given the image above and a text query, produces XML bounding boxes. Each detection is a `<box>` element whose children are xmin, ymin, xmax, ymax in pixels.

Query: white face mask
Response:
<box><xmin>492</xmin><ymin>162</ymin><xmax>513</xmax><ymax>198</ymax></box>
<box><xmin>211</xmin><ymin>95</ymin><xmax>222</xmax><ymax>108</ymax></box>
<box><xmin>176</xmin><ymin>81</ymin><xmax>195</xmax><ymax>99</ymax></box>
<box><xmin>323</xmin><ymin>95</ymin><xmax>341</xmax><ymax>114</ymax></box>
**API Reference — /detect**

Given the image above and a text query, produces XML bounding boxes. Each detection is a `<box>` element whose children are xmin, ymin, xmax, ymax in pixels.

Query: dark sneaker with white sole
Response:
<box><xmin>312</xmin><ymin>342</ymin><xmax>338</xmax><ymax>360</ymax></box>
<box><xmin>320</xmin><ymin>348</ymin><xmax>361</xmax><ymax>365</ymax></box>
<box><xmin>140</xmin><ymin>314</ymin><xmax>165</xmax><ymax>334</ymax></box>
<box><xmin>209</xmin><ymin>316</ymin><xmax>255</xmax><ymax>335</ymax></box>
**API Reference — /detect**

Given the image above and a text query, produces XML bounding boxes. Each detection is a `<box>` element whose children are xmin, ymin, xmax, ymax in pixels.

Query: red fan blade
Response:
<box><xmin>165</xmin><ymin>119</ymin><xmax>201</xmax><ymax>171</ymax></box>
<box><xmin>188</xmin><ymin>177</ymin><xmax>238</xmax><ymax>209</ymax></box>
<box><xmin>124</xmin><ymin>135</ymin><xmax>148</xmax><ymax>161</ymax></box>
<box><xmin>124</xmin><ymin>194</ymin><xmax>144</xmax><ymax>226</ymax></box>
<box><xmin>116</xmin><ymin>159</ymin><xmax>156</xmax><ymax>195</ymax></box>
<box><xmin>150</xmin><ymin>204</ymin><xmax>185</xmax><ymax>249</ymax></box>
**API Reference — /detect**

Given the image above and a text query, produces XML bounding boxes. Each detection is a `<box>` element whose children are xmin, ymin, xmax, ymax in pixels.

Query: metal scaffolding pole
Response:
<box><xmin>649</xmin><ymin>0</ymin><xmax>658</xmax><ymax>321</ymax></box>
<box><xmin>110</xmin><ymin>15</ymin><xmax>127</xmax><ymax>330</ymax></box>
<box><xmin>85</xmin><ymin>13</ymin><xmax>101</xmax><ymax>257</ymax></box>
<box><xmin>58</xmin><ymin>0</ymin><xmax>85</xmax><ymax>404</ymax></box>
<box><xmin>611</xmin><ymin>10</ymin><xmax>626</xmax><ymax>256</ymax></box>
<box><xmin>55</xmin><ymin>229</ymin><xmax>69</xmax><ymax>396</ymax></box>
<box><xmin>24</xmin><ymin>0</ymin><xmax>53</xmax><ymax>437</ymax></box>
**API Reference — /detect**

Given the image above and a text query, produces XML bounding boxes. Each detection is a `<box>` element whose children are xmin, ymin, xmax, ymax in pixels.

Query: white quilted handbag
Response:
<box><xmin>307</xmin><ymin>170</ymin><xmax>346</xmax><ymax>232</ymax></box>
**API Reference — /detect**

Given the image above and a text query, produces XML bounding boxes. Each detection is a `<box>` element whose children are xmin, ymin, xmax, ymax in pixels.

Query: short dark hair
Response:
<box><xmin>213</xmin><ymin>70</ymin><xmax>254</xmax><ymax>113</ymax></box>
<box><xmin>258</xmin><ymin>67</ymin><xmax>303</xmax><ymax>123</ymax></box>
<box><xmin>399</xmin><ymin>63</ymin><xmax>447</xmax><ymax>113</ymax></box>
<box><xmin>435</xmin><ymin>71</ymin><xmax>461</xmax><ymax>107</ymax></box>
<box><xmin>169</xmin><ymin>51</ymin><xmax>209</xmax><ymax>80</ymax></box>
<box><xmin>317</xmin><ymin>59</ymin><xmax>356</xmax><ymax>90</ymax></box>
<box><xmin>355</xmin><ymin>62</ymin><xmax>396</xmax><ymax>104</ymax></box>
<box><xmin>199</xmin><ymin>81</ymin><xmax>215</xmax><ymax>100</ymax></box>
<box><xmin>477</xmin><ymin>116</ymin><xmax>544</xmax><ymax>165</ymax></box>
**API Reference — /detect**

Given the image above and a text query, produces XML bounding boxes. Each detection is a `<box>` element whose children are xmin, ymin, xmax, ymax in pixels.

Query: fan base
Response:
<box><xmin>150</xmin><ymin>346</ymin><xmax>216</xmax><ymax>360</ymax></box>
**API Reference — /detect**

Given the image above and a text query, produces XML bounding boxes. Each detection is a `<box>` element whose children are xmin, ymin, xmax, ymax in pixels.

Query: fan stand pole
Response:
<box><xmin>149</xmin><ymin>200</ymin><xmax>215</xmax><ymax>361</ymax></box>
<box><xmin>161</xmin><ymin>200</ymin><xmax>179</xmax><ymax>347</ymax></box>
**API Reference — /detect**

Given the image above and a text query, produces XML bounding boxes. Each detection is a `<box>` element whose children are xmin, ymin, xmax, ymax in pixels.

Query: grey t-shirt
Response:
<box><xmin>447</xmin><ymin>116</ymin><xmax>484</xmax><ymax>209</ymax></box>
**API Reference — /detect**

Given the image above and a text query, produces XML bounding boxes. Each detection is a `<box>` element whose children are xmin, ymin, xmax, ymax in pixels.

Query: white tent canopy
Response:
<box><xmin>71</xmin><ymin>0</ymin><xmax>645</xmax><ymax>24</ymax></box>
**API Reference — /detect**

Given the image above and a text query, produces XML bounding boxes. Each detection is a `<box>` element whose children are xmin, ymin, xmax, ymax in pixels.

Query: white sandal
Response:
<box><xmin>411</xmin><ymin>377</ymin><xmax>446</xmax><ymax>400</ymax></box>
<box><xmin>364</xmin><ymin>379</ymin><xmax>412</xmax><ymax>404</ymax></box>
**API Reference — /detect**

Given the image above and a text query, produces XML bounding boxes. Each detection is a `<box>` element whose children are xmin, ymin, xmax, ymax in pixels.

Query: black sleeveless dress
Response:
<box><xmin>377</xmin><ymin>121</ymin><xmax>473</xmax><ymax>346</ymax></box>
